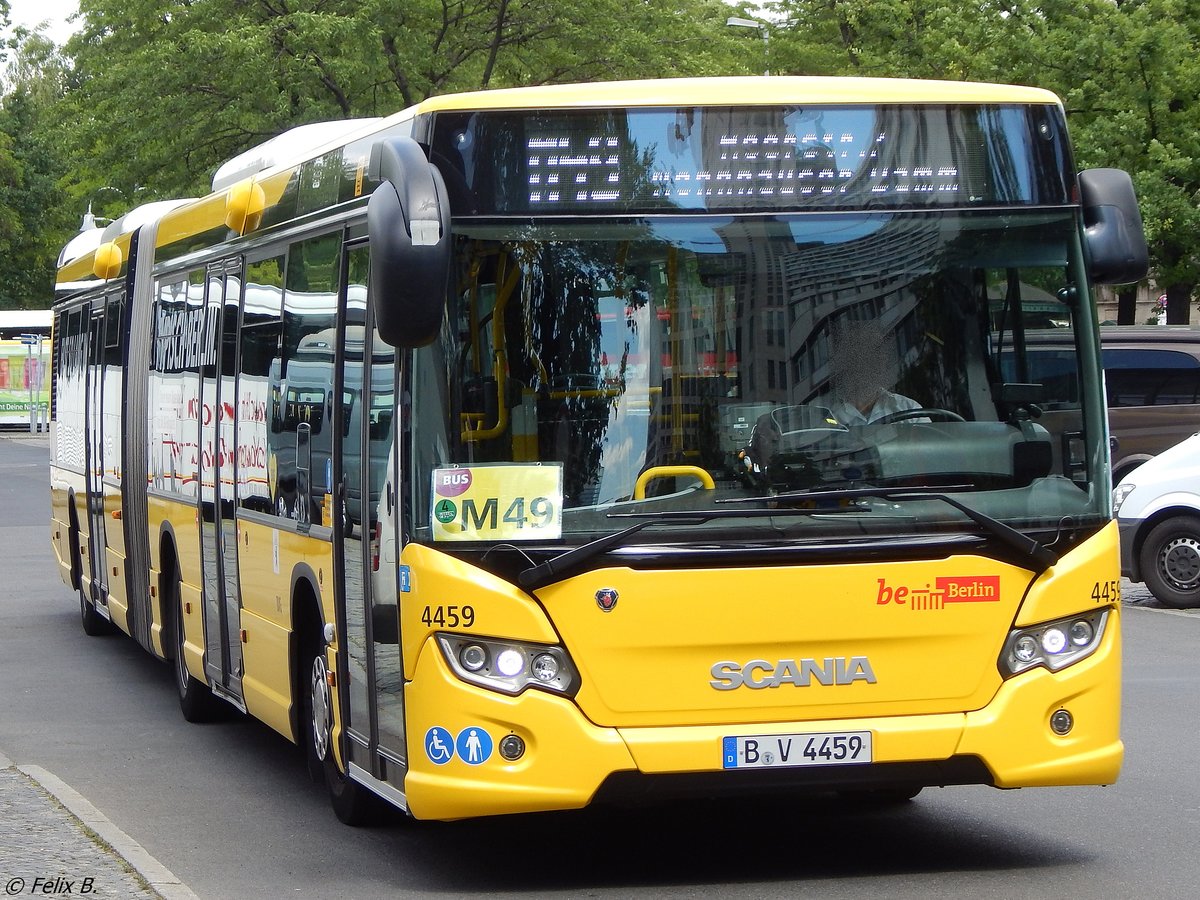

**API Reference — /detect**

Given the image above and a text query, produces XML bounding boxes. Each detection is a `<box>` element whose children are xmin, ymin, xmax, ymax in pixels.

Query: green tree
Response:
<box><xmin>769</xmin><ymin>0</ymin><xmax>1200</xmax><ymax>320</ymax></box>
<box><xmin>980</xmin><ymin>0</ymin><xmax>1200</xmax><ymax>322</ymax></box>
<box><xmin>0</xmin><ymin>28</ymin><xmax>74</xmax><ymax>308</ymax></box>
<box><xmin>58</xmin><ymin>0</ymin><xmax>744</xmax><ymax>203</ymax></box>
<box><xmin>769</xmin><ymin>0</ymin><xmax>1038</xmax><ymax>79</ymax></box>
<box><xmin>1066</xmin><ymin>0</ymin><xmax>1200</xmax><ymax>323</ymax></box>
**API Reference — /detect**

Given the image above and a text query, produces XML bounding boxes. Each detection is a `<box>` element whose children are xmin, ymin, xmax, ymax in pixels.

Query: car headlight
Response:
<box><xmin>999</xmin><ymin>610</ymin><xmax>1108</xmax><ymax>677</ymax></box>
<box><xmin>437</xmin><ymin>634</ymin><xmax>580</xmax><ymax>696</ymax></box>
<box><xmin>1112</xmin><ymin>482</ymin><xmax>1136</xmax><ymax>516</ymax></box>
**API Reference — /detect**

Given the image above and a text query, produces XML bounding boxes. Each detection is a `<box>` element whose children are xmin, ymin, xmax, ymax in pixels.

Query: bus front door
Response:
<box><xmin>197</xmin><ymin>267</ymin><xmax>244</xmax><ymax>702</ymax></box>
<box><xmin>334</xmin><ymin>243</ymin><xmax>408</xmax><ymax>801</ymax></box>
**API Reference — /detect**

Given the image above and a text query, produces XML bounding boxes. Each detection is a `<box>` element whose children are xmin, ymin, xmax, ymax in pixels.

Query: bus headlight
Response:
<box><xmin>999</xmin><ymin>610</ymin><xmax>1108</xmax><ymax>677</ymax></box>
<box><xmin>437</xmin><ymin>634</ymin><xmax>579</xmax><ymax>696</ymax></box>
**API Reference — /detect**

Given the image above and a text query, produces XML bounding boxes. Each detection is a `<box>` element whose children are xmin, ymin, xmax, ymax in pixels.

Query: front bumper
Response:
<box><xmin>402</xmin><ymin>611</ymin><xmax>1122</xmax><ymax>820</ymax></box>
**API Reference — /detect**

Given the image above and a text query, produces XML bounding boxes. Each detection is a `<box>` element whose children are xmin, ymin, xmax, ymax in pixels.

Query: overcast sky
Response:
<box><xmin>6</xmin><ymin>0</ymin><xmax>80</xmax><ymax>46</ymax></box>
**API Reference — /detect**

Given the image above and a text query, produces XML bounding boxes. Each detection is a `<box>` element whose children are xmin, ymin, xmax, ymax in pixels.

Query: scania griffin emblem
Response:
<box><xmin>595</xmin><ymin>588</ymin><xmax>619</xmax><ymax>611</ymax></box>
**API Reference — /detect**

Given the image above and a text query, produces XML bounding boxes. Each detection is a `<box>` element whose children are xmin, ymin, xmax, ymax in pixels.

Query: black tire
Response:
<box><xmin>305</xmin><ymin>635</ymin><xmax>387</xmax><ymax>825</ymax></box>
<box><xmin>79</xmin><ymin>586</ymin><xmax>113</xmax><ymax>637</ymax></box>
<box><xmin>67</xmin><ymin>512</ymin><xmax>83</xmax><ymax>594</ymax></box>
<box><xmin>1112</xmin><ymin>461</ymin><xmax>1143</xmax><ymax>487</ymax></box>
<box><xmin>1140</xmin><ymin>515</ymin><xmax>1200</xmax><ymax>609</ymax></box>
<box><xmin>302</xmin><ymin>633</ymin><xmax>331</xmax><ymax>783</ymax></box>
<box><xmin>167</xmin><ymin>560</ymin><xmax>223</xmax><ymax>722</ymax></box>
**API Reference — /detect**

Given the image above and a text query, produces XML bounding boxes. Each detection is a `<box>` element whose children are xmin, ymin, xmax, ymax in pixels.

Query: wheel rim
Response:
<box><xmin>310</xmin><ymin>652</ymin><xmax>332</xmax><ymax>762</ymax></box>
<box><xmin>1159</xmin><ymin>536</ymin><xmax>1200</xmax><ymax>591</ymax></box>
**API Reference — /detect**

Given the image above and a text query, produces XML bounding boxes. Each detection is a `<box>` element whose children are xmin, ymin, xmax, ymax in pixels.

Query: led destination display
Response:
<box><xmin>433</xmin><ymin>105</ymin><xmax>1073</xmax><ymax>215</ymax></box>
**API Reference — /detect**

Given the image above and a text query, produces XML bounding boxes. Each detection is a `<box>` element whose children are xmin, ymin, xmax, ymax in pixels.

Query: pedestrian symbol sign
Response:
<box><xmin>456</xmin><ymin>727</ymin><xmax>493</xmax><ymax>765</ymax></box>
<box><xmin>424</xmin><ymin>725</ymin><xmax>493</xmax><ymax>765</ymax></box>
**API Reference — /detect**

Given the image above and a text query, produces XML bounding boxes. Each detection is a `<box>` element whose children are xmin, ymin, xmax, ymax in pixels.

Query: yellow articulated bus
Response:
<box><xmin>49</xmin><ymin>76</ymin><xmax>1148</xmax><ymax>823</ymax></box>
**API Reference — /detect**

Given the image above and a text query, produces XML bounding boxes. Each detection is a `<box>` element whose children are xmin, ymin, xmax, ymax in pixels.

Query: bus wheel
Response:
<box><xmin>1141</xmin><ymin>515</ymin><xmax>1200</xmax><ymax>608</ymax></box>
<box><xmin>306</xmin><ymin>640</ymin><xmax>386</xmax><ymax>825</ymax></box>
<box><xmin>168</xmin><ymin>563</ymin><xmax>221</xmax><ymax>722</ymax></box>
<box><xmin>67</xmin><ymin>513</ymin><xmax>83</xmax><ymax>593</ymax></box>
<box><xmin>79</xmin><ymin>586</ymin><xmax>112</xmax><ymax>637</ymax></box>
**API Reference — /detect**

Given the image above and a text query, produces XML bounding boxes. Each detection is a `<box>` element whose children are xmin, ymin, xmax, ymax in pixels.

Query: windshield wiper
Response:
<box><xmin>724</xmin><ymin>484</ymin><xmax>1059</xmax><ymax>573</ymax></box>
<box><xmin>517</xmin><ymin>506</ymin><xmax>857</xmax><ymax>590</ymax></box>
<box><xmin>517</xmin><ymin>485</ymin><xmax>1059</xmax><ymax>591</ymax></box>
<box><xmin>518</xmin><ymin>517</ymin><xmax>691</xmax><ymax>590</ymax></box>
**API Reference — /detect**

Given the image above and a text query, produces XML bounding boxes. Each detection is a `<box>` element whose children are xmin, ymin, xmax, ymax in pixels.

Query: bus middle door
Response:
<box><xmin>83</xmin><ymin>299</ymin><xmax>109</xmax><ymax>606</ymax></box>
<box><xmin>197</xmin><ymin>265</ymin><xmax>244</xmax><ymax>702</ymax></box>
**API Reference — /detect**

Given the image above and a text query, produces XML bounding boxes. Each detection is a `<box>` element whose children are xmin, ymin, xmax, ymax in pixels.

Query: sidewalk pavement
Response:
<box><xmin>0</xmin><ymin>429</ymin><xmax>50</xmax><ymax>446</ymax></box>
<box><xmin>0</xmin><ymin>750</ymin><xmax>197</xmax><ymax>900</ymax></box>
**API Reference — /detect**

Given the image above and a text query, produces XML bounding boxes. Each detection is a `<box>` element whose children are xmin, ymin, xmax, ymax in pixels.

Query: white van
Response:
<box><xmin>1113</xmin><ymin>431</ymin><xmax>1200</xmax><ymax>607</ymax></box>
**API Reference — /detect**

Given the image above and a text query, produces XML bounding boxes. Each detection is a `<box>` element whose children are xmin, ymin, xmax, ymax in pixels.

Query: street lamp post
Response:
<box><xmin>726</xmin><ymin>16</ymin><xmax>770</xmax><ymax>76</ymax></box>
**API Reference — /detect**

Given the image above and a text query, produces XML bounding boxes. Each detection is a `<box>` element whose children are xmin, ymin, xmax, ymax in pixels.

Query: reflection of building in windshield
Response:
<box><xmin>780</xmin><ymin>216</ymin><xmax>938</xmax><ymax>408</ymax></box>
<box><xmin>693</xmin><ymin>102</ymin><xmax>995</xmax><ymax>425</ymax></box>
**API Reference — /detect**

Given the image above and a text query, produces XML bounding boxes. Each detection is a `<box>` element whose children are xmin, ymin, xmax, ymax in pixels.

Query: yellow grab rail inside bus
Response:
<box><xmin>633</xmin><ymin>466</ymin><xmax>715</xmax><ymax>500</ymax></box>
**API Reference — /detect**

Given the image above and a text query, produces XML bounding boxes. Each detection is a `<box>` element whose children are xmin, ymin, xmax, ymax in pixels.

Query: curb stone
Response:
<box><xmin>0</xmin><ymin>751</ymin><xmax>198</xmax><ymax>900</ymax></box>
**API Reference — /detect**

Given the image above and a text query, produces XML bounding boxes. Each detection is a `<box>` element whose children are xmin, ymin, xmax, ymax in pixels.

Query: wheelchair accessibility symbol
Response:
<box><xmin>424</xmin><ymin>726</ymin><xmax>455</xmax><ymax>765</ymax></box>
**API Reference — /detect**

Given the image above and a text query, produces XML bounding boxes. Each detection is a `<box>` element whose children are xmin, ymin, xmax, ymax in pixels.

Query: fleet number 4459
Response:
<box><xmin>421</xmin><ymin>605</ymin><xmax>475</xmax><ymax>628</ymax></box>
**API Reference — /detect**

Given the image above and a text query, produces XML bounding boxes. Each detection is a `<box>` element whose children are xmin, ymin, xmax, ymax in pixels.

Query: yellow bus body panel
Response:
<box><xmin>404</xmin><ymin>643</ymin><xmax>636</xmax><ymax>821</ymax></box>
<box><xmin>238</xmin><ymin>520</ymin><xmax>303</xmax><ymax>739</ymax></box>
<box><xmin>417</xmin><ymin>76</ymin><xmax>1062</xmax><ymax>114</ymax></box>
<box><xmin>958</xmin><ymin>608</ymin><xmax>1122</xmax><ymax>786</ymax></box>
<box><xmin>402</xmin><ymin>525</ymin><xmax>1121</xmax><ymax>819</ymax></box>
<box><xmin>146</xmin><ymin>494</ymin><xmax>331</xmax><ymax>742</ymax></box>
<box><xmin>1017</xmin><ymin>520</ymin><xmax>1121</xmax><ymax>626</ymax></box>
<box><xmin>537</xmin><ymin>556</ymin><xmax>1031</xmax><ymax>728</ymax></box>
<box><xmin>399</xmin><ymin>542</ymin><xmax>561</xmax><ymax>682</ymax></box>
<box><xmin>48</xmin><ymin>466</ymin><xmax>78</xmax><ymax>589</ymax></box>
<box><xmin>102</xmin><ymin>482</ymin><xmax>130</xmax><ymax>635</ymax></box>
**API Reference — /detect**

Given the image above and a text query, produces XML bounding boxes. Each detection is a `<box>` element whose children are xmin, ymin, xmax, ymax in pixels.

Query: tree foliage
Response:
<box><xmin>768</xmin><ymin>0</ymin><xmax>1200</xmax><ymax>321</ymax></box>
<box><xmin>3</xmin><ymin>0</ymin><xmax>1200</xmax><ymax>315</ymax></box>
<box><xmin>55</xmin><ymin>0</ymin><xmax>744</xmax><ymax>202</ymax></box>
<box><xmin>0</xmin><ymin>29</ymin><xmax>73</xmax><ymax>307</ymax></box>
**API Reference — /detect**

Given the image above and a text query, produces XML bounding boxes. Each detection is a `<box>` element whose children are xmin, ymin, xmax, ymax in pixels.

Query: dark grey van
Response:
<box><xmin>1012</xmin><ymin>326</ymin><xmax>1200</xmax><ymax>485</ymax></box>
<box><xmin>1099</xmin><ymin>326</ymin><xmax>1200</xmax><ymax>483</ymax></box>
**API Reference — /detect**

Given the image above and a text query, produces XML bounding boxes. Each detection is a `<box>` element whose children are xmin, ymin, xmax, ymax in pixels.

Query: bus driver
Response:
<box><xmin>824</xmin><ymin>318</ymin><xmax>925</xmax><ymax>426</ymax></box>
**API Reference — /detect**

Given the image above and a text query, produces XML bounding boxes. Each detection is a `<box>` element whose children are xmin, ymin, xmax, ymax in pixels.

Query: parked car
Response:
<box><xmin>1113</xmin><ymin>431</ymin><xmax>1200</xmax><ymax>608</ymax></box>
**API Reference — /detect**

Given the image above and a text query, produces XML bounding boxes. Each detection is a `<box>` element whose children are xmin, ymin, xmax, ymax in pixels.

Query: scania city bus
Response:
<box><xmin>48</xmin><ymin>77</ymin><xmax>1148</xmax><ymax>822</ymax></box>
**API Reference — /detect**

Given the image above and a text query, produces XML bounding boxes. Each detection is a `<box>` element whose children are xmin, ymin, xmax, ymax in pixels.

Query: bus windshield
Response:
<box><xmin>408</xmin><ymin>208</ymin><xmax>1105</xmax><ymax>550</ymax></box>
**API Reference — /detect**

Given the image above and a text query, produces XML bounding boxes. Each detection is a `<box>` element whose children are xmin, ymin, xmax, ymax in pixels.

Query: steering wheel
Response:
<box><xmin>873</xmin><ymin>407</ymin><xmax>965</xmax><ymax>425</ymax></box>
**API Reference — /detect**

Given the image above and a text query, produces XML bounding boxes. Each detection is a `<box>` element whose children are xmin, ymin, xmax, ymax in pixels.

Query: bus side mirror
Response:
<box><xmin>367</xmin><ymin>137</ymin><xmax>452</xmax><ymax>348</ymax></box>
<box><xmin>1079</xmin><ymin>168</ymin><xmax>1148</xmax><ymax>285</ymax></box>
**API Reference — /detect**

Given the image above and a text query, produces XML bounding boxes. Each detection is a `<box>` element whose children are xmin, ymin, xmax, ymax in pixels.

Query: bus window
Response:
<box><xmin>237</xmin><ymin>256</ymin><xmax>284</xmax><ymax>513</ymax></box>
<box><xmin>272</xmin><ymin>234</ymin><xmax>340</xmax><ymax>522</ymax></box>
